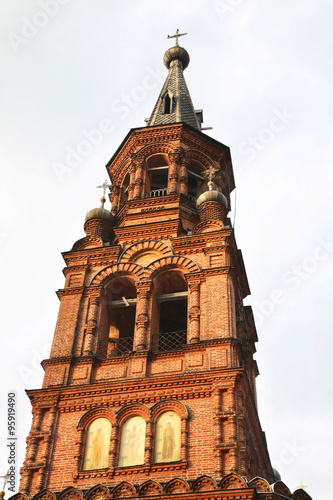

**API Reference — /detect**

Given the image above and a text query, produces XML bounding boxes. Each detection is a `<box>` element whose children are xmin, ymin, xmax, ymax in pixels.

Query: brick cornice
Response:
<box><xmin>63</xmin><ymin>265</ymin><xmax>89</xmax><ymax>276</ymax></box>
<box><xmin>27</xmin><ymin>368</ymin><xmax>244</xmax><ymax>407</ymax></box>
<box><xmin>62</xmin><ymin>245</ymin><xmax>121</xmax><ymax>265</ymax></box>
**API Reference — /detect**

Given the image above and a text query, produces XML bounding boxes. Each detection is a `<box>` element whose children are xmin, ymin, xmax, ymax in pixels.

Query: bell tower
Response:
<box><xmin>14</xmin><ymin>38</ymin><xmax>312</xmax><ymax>500</ymax></box>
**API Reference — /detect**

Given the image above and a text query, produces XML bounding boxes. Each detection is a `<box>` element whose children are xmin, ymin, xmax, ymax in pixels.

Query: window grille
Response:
<box><xmin>152</xmin><ymin>330</ymin><xmax>187</xmax><ymax>352</ymax></box>
<box><xmin>100</xmin><ymin>337</ymin><xmax>134</xmax><ymax>358</ymax></box>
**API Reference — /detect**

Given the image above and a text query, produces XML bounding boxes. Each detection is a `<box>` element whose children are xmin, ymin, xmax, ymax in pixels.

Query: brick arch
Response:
<box><xmin>192</xmin><ymin>476</ymin><xmax>218</xmax><ymax>492</ymax></box>
<box><xmin>111</xmin><ymin>482</ymin><xmax>137</xmax><ymax>499</ymax></box>
<box><xmin>150</xmin><ymin>399</ymin><xmax>189</xmax><ymax>421</ymax></box>
<box><xmin>185</xmin><ymin>148</ymin><xmax>217</xmax><ymax>172</ymax></box>
<box><xmin>57</xmin><ymin>487</ymin><xmax>83</xmax><ymax>500</ymax></box>
<box><xmin>248</xmin><ymin>477</ymin><xmax>270</xmax><ymax>493</ymax></box>
<box><xmin>272</xmin><ymin>481</ymin><xmax>292</xmax><ymax>497</ymax></box>
<box><xmin>115</xmin><ymin>142</ymin><xmax>180</xmax><ymax>183</ymax></box>
<box><xmin>116</xmin><ymin>403</ymin><xmax>150</xmax><ymax>426</ymax></box>
<box><xmin>32</xmin><ymin>491</ymin><xmax>56</xmax><ymax>500</ymax></box>
<box><xmin>77</xmin><ymin>407</ymin><xmax>116</xmax><ymax>430</ymax></box>
<box><xmin>112</xmin><ymin>157</ymin><xmax>132</xmax><ymax>186</ymax></box>
<box><xmin>84</xmin><ymin>485</ymin><xmax>110</xmax><ymax>500</ymax></box>
<box><xmin>138</xmin><ymin>480</ymin><xmax>163</xmax><ymax>497</ymax></box>
<box><xmin>119</xmin><ymin>239</ymin><xmax>173</xmax><ymax>263</ymax></box>
<box><xmin>138</xmin><ymin>142</ymin><xmax>181</xmax><ymax>161</ymax></box>
<box><xmin>90</xmin><ymin>262</ymin><xmax>147</xmax><ymax>286</ymax></box>
<box><xmin>146</xmin><ymin>255</ymin><xmax>201</xmax><ymax>278</ymax></box>
<box><xmin>219</xmin><ymin>473</ymin><xmax>247</xmax><ymax>490</ymax></box>
<box><xmin>164</xmin><ymin>478</ymin><xmax>190</xmax><ymax>494</ymax></box>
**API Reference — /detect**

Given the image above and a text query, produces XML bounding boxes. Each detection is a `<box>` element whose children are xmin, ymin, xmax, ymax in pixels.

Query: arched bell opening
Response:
<box><xmin>187</xmin><ymin>160</ymin><xmax>206</xmax><ymax>202</ymax></box>
<box><xmin>146</xmin><ymin>154</ymin><xmax>169</xmax><ymax>198</ymax></box>
<box><xmin>151</xmin><ymin>270</ymin><xmax>188</xmax><ymax>352</ymax></box>
<box><xmin>99</xmin><ymin>277</ymin><xmax>137</xmax><ymax>357</ymax></box>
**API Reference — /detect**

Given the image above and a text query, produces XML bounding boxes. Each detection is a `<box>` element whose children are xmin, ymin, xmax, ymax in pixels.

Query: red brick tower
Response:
<box><xmin>14</xmin><ymin>41</ymin><xmax>312</xmax><ymax>500</ymax></box>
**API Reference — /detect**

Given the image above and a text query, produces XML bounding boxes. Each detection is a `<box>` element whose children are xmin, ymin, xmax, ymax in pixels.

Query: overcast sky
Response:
<box><xmin>0</xmin><ymin>1</ymin><xmax>332</xmax><ymax>499</ymax></box>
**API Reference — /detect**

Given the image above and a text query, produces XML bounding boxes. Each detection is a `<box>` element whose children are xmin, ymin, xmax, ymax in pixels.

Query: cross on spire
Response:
<box><xmin>167</xmin><ymin>28</ymin><xmax>188</xmax><ymax>45</ymax></box>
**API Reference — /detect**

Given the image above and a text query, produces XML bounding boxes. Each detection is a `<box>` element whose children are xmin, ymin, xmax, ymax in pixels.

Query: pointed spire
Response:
<box><xmin>146</xmin><ymin>38</ymin><xmax>202</xmax><ymax>130</ymax></box>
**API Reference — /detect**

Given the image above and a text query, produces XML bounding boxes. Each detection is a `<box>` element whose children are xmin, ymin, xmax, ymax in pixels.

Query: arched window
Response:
<box><xmin>152</xmin><ymin>270</ymin><xmax>188</xmax><ymax>351</ymax></box>
<box><xmin>146</xmin><ymin>154</ymin><xmax>169</xmax><ymax>198</ymax></box>
<box><xmin>154</xmin><ymin>411</ymin><xmax>181</xmax><ymax>463</ymax></box>
<box><xmin>187</xmin><ymin>161</ymin><xmax>206</xmax><ymax>201</ymax></box>
<box><xmin>99</xmin><ymin>277</ymin><xmax>137</xmax><ymax>358</ymax></box>
<box><xmin>118</xmin><ymin>416</ymin><xmax>146</xmax><ymax>467</ymax></box>
<box><xmin>163</xmin><ymin>93</ymin><xmax>172</xmax><ymax>114</ymax></box>
<box><xmin>83</xmin><ymin>418</ymin><xmax>111</xmax><ymax>470</ymax></box>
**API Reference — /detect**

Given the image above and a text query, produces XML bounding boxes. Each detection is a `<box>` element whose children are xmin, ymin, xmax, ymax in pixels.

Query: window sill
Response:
<box><xmin>75</xmin><ymin>461</ymin><xmax>187</xmax><ymax>480</ymax></box>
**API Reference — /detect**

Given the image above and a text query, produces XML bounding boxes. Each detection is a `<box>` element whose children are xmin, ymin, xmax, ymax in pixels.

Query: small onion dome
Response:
<box><xmin>84</xmin><ymin>207</ymin><xmax>114</xmax><ymax>225</ymax></box>
<box><xmin>84</xmin><ymin>207</ymin><xmax>114</xmax><ymax>241</ymax></box>
<box><xmin>196</xmin><ymin>189</ymin><xmax>228</xmax><ymax>222</ymax></box>
<box><xmin>197</xmin><ymin>189</ymin><xmax>228</xmax><ymax>209</ymax></box>
<box><xmin>164</xmin><ymin>45</ymin><xmax>190</xmax><ymax>70</ymax></box>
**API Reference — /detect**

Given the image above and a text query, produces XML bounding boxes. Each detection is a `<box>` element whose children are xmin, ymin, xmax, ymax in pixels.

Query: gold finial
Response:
<box><xmin>167</xmin><ymin>28</ymin><xmax>188</xmax><ymax>45</ymax></box>
<box><xmin>96</xmin><ymin>180</ymin><xmax>111</xmax><ymax>208</ymax></box>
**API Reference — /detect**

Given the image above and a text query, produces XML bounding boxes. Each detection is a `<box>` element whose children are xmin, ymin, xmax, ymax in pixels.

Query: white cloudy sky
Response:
<box><xmin>0</xmin><ymin>1</ymin><xmax>332</xmax><ymax>499</ymax></box>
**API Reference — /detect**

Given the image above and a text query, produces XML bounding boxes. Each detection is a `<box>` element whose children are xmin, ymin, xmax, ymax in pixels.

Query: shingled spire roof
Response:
<box><xmin>146</xmin><ymin>44</ymin><xmax>201</xmax><ymax>130</ymax></box>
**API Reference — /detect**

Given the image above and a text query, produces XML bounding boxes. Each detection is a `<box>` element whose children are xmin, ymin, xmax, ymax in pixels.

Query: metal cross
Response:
<box><xmin>204</xmin><ymin>166</ymin><xmax>219</xmax><ymax>183</ymax></box>
<box><xmin>96</xmin><ymin>180</ymin><xmax>111</xmax><ymax>198</ymax></box>
<box><xmin>167</xmin><ymin>29</ymin><xmax>188</xmax><ymax>45</ymax></box>
<box><xmin>298</xmin><ymin>482</ymin><xmax>308</xmax><ymax>490</ymax></box>
<box><xmin>0</xmin><ymin>470</ymin><xmax>10</xmax><ymax>491</ymax></box>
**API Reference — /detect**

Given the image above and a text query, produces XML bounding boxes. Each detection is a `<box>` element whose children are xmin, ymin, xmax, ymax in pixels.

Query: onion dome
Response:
<box><xmin>163</xmin><ymin>45</ymin><xmax>190</xmax><ymax>70</ymax></box>
<box><xmin>84</xmin><ymin>197</ymin><xmax>114</xmax><ymax>241</ymax></box>
<box><xmin>197</xmin><ymin>189</ymin><xmax>228</xmax><ymax>209</ymax></box>
<box><xmin>85</xmin><ymin>206</ymin><xmax>114</xmax><ymax>225</ymax></box>
<box><xmin>196</xmin><ymin>183</ymin><xmax>228</xmax><ymax>222</ymax></box>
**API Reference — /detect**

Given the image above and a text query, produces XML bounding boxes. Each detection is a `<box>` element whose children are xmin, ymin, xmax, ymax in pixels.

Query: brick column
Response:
<box><xmin>109</xmin><ymin>423</ymin><xmax>119</xmax><ymax>468</ymax></box>
<box><xmin>38</xmin><ymin>406</ymin><xmax>57</xmax><ymax>491</ymax></box>
<box><xmin>128</xmin><ymin>165</ymin><xmax>136</xmax><ymax>200</ymax></box>
<box><xmin>74</xmin><ymin>427</ymin><xmax>84</xmax><ymax>475</ymax></box>
<box><xmin>229</xmin><ymin>386</ymin><xmax>237</xmax><ymax>443</ymax></box>
<box><xmin>168</xmin><ymin>149</ymin><xmax>181</xmax><ymax>194</ymax></box>
<box><xmin>110</xmin><ymin>185</ymin><xmax>120</xmax><ymax>216</ymax></box>
<box><xmin>179</xmin><ymin>153</ymin><xmax>189</xmax><ymax>196</ymax></box>
<box><xmin>25</xmin><ymin>435</ymin><xmax>38</xmax><ymax>464</ymax></box>
<box><xmin>144</xmin><ymin>419</ymin><xmax>153</xmax><ymax>465</ymax></box>
<box><xmin>180</xmin><ymin>417</ymin><xmax>188</xmax><ymax>462</ymax></box>
<box><xmin>213</xmin><ymin>389</ymin><xmax>223</xmax><ymax>476</ymax></box>
<box><xmin>133</xmin><ymin>155</ymin><xmax>145</xmax><ymax>199</ymax></box>
<box><xmin>228</xmin><ymin>385</ymin><xmax>238</xmax><ymax>472</ymax></box>
<box><xmin>134</xmin><ymin>281</ymin><xmax>152</xmax><ymax>350</ymax></box>
<box><xmin>31</xmin><ymin>407</ymin><xmax>43</xmax><ymax>432</ymax></box>
<box><xmin>36</xmin><ymin>469</ymin><xmax>46</xmax><ymax>493</ymax></box>
<box><xmin>187</xmin><ymin>280</ymin><xmax>201</xmax><ymax>343</ymax></box>
<box><xmin>83</xmin><ymin>295</ymin><xmax>101</xmax><ymax>356</ymax></box>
